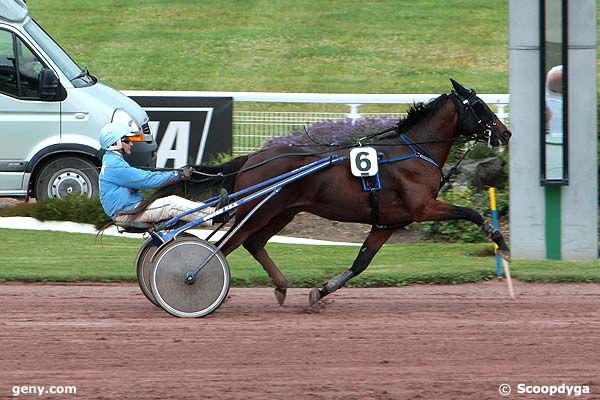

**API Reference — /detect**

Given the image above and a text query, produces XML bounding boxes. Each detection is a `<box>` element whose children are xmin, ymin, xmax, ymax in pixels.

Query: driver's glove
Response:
<box><xmin>177</xmin><ymin>166</ymin><xmax>194</xmax><ymax>181</ymax></box>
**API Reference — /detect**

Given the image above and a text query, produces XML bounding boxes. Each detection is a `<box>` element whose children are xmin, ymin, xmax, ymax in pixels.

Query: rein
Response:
<box><xmin>440</xmin><ymin>141</ymin><xmax>476</xmax><ymax>189</ymax></box>
<box><xmin>183</xmin><ymin>90</ymin><xmax>496</xmax><ymax>186</ymax></box>
<box><xmin>377</xmin><ymin>134</ymin><xmax>476</xmax><ymax>189</ymax></box>
<box><xmin>185</xmin><ymin>127</ymin><xmax>483</xmax><ymax>185</ymax></box>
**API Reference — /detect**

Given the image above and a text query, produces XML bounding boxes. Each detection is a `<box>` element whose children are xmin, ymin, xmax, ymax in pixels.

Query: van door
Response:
<box><xmin>0</xmin><ymin>28</ymin><xmax>59</xmax><ymax>192</ymax></box>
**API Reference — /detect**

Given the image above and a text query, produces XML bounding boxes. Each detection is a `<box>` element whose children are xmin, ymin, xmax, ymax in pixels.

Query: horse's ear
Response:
<box><xmin>450</xmin><ymin>78</ymin><xmax>471</xmax><ymax>97</ymax></box>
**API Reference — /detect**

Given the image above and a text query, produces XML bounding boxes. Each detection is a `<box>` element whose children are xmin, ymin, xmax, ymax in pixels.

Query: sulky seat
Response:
<box><xmin>114</xmin><ymin>221</ymin><xmax>155</xmax><ymax>234</ymax></box>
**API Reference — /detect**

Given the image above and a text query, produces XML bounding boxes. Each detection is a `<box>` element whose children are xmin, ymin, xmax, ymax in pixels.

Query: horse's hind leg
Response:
<box><xmin>243</xmin><ymin>212</ymin><xmax>296</xmax><ymax>305</ymax></box>
<box><xmin>309</xmin><ymin>226</ymin><xmax>393</xmax><ymax>306</ymax></box>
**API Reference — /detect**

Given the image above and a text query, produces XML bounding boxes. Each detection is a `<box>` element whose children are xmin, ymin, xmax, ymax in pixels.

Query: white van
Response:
<box><xmin>0</xmin><ymin>0</ymin><xmax>156</xmax><ymax>200</ymax></box>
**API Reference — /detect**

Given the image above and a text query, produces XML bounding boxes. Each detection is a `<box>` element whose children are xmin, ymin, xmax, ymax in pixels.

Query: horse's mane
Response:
<box><xmin>396</xmin><ymin>93</ymin><xmax>448</xmax><ymax>133</ymax></box>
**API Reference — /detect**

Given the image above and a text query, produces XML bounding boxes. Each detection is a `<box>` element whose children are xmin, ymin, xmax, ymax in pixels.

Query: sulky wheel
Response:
<box><xmin>135</xmin><ymin>237</ymin><xmax>160</xmax><ymax>307</ymax></box>
<box><xmin>150</xmin><ymin>237</ymin><xmax>230</xmax><ymax>318</ymax></box>
<box><xmin>135</xmin><ymin>232</ymin><xmax>195</xmax><ymax>307</ymax></box>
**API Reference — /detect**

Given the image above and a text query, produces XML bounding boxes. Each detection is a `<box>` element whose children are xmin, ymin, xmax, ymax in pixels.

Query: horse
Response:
<box><xmin>147</xmin><ymin>79</ymin><xmax>512</xmax><ymax>306</ymax></box>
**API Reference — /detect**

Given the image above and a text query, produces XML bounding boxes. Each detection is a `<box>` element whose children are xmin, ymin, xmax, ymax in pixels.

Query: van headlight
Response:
<box><xmin>112</xmin><ymin>109</ymin><xmax>142</xmax><ymax>133</ymax></box>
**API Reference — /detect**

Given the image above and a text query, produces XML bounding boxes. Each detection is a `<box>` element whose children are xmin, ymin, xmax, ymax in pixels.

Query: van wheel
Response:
<box><xmin>35</xmin><ymin>157</ymin><xmax>99</xmax><ymax>200</ymax></box>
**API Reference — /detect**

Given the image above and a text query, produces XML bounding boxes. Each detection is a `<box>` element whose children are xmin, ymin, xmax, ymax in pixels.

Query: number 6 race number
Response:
<box><xmin>350</xmin><ymin>147</ymin><xmax>378</xmax><ymax>177</ymax></box>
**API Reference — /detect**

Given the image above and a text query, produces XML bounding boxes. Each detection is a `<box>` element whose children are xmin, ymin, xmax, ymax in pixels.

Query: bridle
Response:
<box><xmin>449</xmin><ymin>90</ymin><xmax>504</xmax><ymax>148</ymax></box>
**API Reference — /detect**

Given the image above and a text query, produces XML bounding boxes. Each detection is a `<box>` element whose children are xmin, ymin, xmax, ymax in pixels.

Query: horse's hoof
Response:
<box><xmin>274</xmin><ymin>287</ymin><xmax>287</xmax><ymax>306</ymax></box>
<box><xmin>308</xmin><ymin>288</ymin><xmax>321</xmax><ymax>306</ymax></box>
<box><xmin>497</xmin><ymin>249</ymin><xmax>511</xmax><ymax>261</ymax></box>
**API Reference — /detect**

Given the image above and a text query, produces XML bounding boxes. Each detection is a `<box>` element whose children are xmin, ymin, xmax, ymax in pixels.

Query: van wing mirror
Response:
<box><xmin>39</xmin><ymin>68</ymin><xmax>59</xmax><ymax>100</ymax></box>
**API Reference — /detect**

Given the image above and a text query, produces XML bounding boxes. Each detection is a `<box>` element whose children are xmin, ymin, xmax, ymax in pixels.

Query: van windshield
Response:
<box><xmin>24</xmin><ymin>19</ymin><xmax>82</xmax><ymax>81</ymax></box>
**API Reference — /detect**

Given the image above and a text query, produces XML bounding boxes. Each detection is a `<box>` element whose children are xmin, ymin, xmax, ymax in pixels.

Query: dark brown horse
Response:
<box><xmin>149</xmin><ymin>79</ymin><xmax>511</xmax><ymax>306</ymax></box>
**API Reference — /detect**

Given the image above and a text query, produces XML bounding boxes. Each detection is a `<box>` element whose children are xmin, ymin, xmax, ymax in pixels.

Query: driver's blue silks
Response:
<box><xmin>99</xmin><ymin>151</ymin><xmax>178</xmax><ymax>218</ymax></box>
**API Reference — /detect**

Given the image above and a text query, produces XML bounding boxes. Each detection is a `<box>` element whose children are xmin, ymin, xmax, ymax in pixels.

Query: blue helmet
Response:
<box><xmin>99</xmin><ymin>122</ymin><xmax>136</xmax><ymax>151</ymax></box>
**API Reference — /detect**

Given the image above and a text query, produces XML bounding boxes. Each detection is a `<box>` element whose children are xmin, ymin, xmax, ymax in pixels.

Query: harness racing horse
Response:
<box><xmin>148</xmin><ymin>79</ymin><xmax>512</xmax><ymax>306</ymax></box>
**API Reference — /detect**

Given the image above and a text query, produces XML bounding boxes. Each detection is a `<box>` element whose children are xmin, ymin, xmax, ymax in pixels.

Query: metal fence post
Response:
<box><xmin>346</xmin><ymin>104</ymin><xmax>362</xmax><ymax>125</ymax></box>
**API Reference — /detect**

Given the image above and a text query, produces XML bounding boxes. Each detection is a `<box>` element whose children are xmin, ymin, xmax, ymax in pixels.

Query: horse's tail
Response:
<box><xmin>94</xmin><ymin>220</ymin><xmax>116</xmax><ymax>247</ymax></box>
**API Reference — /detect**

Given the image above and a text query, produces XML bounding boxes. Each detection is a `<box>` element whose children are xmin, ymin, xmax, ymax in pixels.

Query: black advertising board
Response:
<box><xmin>129</xmin><ymin>96</ymin><xmax>233</xmax><ymax>168</ymax></box>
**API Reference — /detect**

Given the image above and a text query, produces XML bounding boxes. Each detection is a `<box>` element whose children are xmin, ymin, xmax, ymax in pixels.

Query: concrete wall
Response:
<box><xmin>562</xmin><ymin>0</ymin><xmax>597</xmax><ymax>259</ymax></box>
<box><xmin>509</xmin><ymin>0</ymin><xmax>597</xmax><ymax>260</ymax></box>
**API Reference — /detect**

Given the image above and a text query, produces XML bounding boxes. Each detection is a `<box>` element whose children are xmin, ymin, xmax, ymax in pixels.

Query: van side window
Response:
<box><xmin>17</xmin><ymin>40</ymin><xmax>44</xmax><ymax>98</ymax></box>
<box><xmin>0</xmin><ymin>29</ymin><xmax>45</xmax><ymax>99</ymax></box>
<box><xmin>0</xmin><ymin>30</ymin><xmax>18</xmax><ymax>97</ymax></box>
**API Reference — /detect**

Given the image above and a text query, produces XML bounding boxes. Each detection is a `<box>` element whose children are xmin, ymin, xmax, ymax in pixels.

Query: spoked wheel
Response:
<box><xmin>135</xmin><ymin>233</ymin><xmax>195</xmax><ymax>307</ymax></box>
<box><xmin>150</xmin><ymin>237</ymin><xmax>230</xmax><ymax>318</ymax></box>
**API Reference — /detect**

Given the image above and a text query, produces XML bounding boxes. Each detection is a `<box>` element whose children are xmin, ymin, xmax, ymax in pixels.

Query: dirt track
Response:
<box><xmin>1</xmin><ymin>282</ymin><xmax>600</xmax><ymax>399</ymax></box>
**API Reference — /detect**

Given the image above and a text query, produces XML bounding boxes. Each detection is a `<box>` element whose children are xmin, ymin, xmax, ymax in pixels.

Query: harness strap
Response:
<box><xmin>369</xmin><ymin>189</ymin><xmax>379</xmax><ymax>225</ymax></box>
<box><xmin>400</xmin><ymin>134</ymin><xmax>442</xmax><ymax>170</ymax></box>
<box><xmin>440</xmin><ymin>143</ymin><xmax>474</xmax><ymax>190</ymax></box>
<box><xmin>379</xmin><ymin>134</ymin><xmax>442</xmax><ymax>172</ymax></box>
<box><xmin>366</xmin><ymin>134</ymin><xmax>444</xmax><ymax>227</ymax></box>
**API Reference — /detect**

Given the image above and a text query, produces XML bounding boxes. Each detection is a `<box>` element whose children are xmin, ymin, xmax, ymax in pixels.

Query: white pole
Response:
<box><xmin>346</xmin><ymin>104</ymin><xmax>362</xmax><ymax>125</ymax></box>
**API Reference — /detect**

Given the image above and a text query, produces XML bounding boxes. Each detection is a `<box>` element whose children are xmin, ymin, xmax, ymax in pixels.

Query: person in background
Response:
<box><xmin>98</xmin><ymin>122</ymin><xmax>228</xmax><ymax>226</ymax></box>
<box><xmin>544</xmin><ymin>65</ymin><xmax>563</xmax><ymax>180</ymax></box>
<box><xmin>545</xmin><ymin>65</ymin><xmax>563</xmax><ymax>134</ymax></box>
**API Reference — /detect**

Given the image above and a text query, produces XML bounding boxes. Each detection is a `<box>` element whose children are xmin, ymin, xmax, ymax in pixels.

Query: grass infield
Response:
<box><xmin>2</xmin><ymin>229</ymin><xmax>599</xmax><ymax>286</ymax></box>
<box><xmin>27</xmin><ymin>0</ymin><xmax>510</xmax><ymax>94</ymax></box>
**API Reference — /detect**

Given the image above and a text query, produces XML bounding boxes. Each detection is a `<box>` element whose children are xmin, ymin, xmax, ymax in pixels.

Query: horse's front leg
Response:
<box><xmin>415</xmin><ymin>199</ymin><xmax>510</xmax><ymax>259</ymax></box>
<box><xmin>309</xmin><ymin>227</ymin><xmax>394</xmax><ymax>306</ymax></box>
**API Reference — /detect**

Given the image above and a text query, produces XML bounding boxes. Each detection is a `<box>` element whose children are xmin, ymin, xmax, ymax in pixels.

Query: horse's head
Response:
<box><xmin>449</xmin><ymin>79</ymin><xmax>511</xmax><ymax>146</ymax></box>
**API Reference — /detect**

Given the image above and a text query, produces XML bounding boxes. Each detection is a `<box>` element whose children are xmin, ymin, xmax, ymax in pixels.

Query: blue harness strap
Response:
<box><xmin>361</xmin><ymin>173</ymin><xmax>381</xmax><ymax>192</ymax></box>
<box><xmin>379</xmin><ymin>134</ymin><xmax>441</xmax><ymax>170</ymax></box>
<box><xmin>356</xmin><ymin>134</ymin><xmax>443</xmax><ymax>226</ymax></box>
<box><xmin>359</xmin><ymin>134</ymin><xmax>441</xmax><ymax>193</ymax></box>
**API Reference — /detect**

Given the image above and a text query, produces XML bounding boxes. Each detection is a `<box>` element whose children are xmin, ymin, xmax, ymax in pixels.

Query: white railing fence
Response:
<box><xmin>233</xmin><ymin>111</ymin><xmax>406</xmax><ymax>155</ymax></box>
<box><xmin>125</xmin><ymin>91</ymin><xmax>509</xmax><ymax>156</ymax></box>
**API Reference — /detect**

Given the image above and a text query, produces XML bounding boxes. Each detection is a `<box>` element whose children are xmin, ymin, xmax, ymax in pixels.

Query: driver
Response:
<box><xmin>98</xmin><ymin>122</ymin><xmax>228</xmax><ymax>226</ymax></box>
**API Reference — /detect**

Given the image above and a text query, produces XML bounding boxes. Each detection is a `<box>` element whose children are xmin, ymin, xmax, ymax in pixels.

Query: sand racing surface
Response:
<box><xmin>1</xmin><ymin>281</ymin><xmax>600</xmax><ymax>399</ymax></box>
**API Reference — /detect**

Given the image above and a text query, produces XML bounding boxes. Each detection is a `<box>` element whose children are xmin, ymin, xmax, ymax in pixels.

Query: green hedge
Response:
<box><xmin>0</xmin><ymin>196</ymin><xmax>111</xmax><ymax>230</ymax></box>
